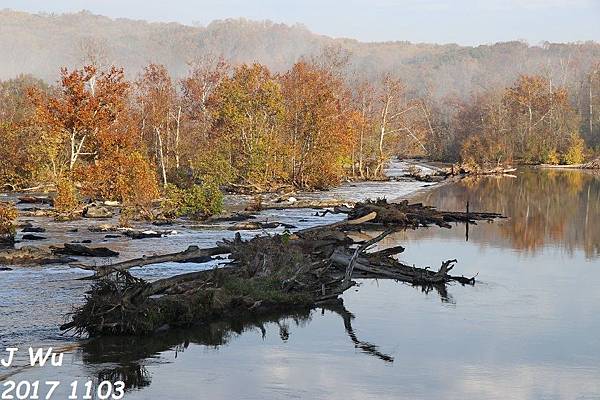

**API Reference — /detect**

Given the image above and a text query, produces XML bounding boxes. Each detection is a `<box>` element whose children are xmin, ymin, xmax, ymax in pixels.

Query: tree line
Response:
<box><xmin>1</xmin><ymin>55</ymin><xmax>599</xmax><ymax>218</ymax></box>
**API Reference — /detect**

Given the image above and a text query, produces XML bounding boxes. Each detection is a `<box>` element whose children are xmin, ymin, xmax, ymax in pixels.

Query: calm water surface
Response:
<box><xmin>2</xmin><ymin>168</ymin><xmax>600</xmax><ymax>399</ymax></box>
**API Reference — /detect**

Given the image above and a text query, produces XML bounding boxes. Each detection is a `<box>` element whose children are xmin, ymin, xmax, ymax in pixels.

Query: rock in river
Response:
<box><xmin>22</xmin><ymin>226</ymin><xmax>46</xmax><ymax>233</ymax></box>
<box><xmin>22</xmin><ymin>234</ymin><xmax>47</xmax><ymax>241</ymax></box>
<box><xmin>83</xmin><ymin>203</ymin><xmax>113</xmax><ymax>219</ymax></box>
<box><xmin>51</xmin><ymin>243</ymin><xmax>119</xmax><ymax>257</ymax></box>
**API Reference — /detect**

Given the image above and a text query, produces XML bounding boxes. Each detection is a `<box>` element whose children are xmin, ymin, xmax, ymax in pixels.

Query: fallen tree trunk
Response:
<box><xmin>76</xmin><ymin>245</ymin><xmax>231</xmax><ymax>278</ymax></box>
<box><xmin>257</xmin><ymin>198</ymin><xmax>353</xmax><ymax>210</ymax></box>
<box><xmin>62</xmin><ymin>198</ymin><xmax>502</xmax><ymax>337</ymax></box>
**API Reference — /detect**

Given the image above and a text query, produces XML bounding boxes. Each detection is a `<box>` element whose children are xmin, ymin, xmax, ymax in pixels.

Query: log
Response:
<box><xmin>78</xmin><ymin>245</ymin><xmax>231</xmax><ymax>278</ymax></box>
<box><xmin>17</xmin><ymin>195</ymin><xmax>52</xmax><ymax>205</ymax></box>
<box><xmin>369</xmin><ymin>245</ymin><xmax>405</xmax><ymax>257</ymax></box>
<box><xmin>259</xmin><ymin>199</ymin><xmax>353</xmax><ymax>210</ymax></box>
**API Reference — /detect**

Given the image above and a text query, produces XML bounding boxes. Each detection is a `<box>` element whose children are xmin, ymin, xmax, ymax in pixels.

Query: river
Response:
<box><xmin>1</xmin><ymin>167</ymin><xmax>599</xmax><ymax>399</ymax></box>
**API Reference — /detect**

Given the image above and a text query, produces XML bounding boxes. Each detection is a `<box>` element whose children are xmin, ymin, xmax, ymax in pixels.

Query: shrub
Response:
<box><xmin>115</xmin><ymin>152</ymin><xmax>160</xmax><ymax>216</ymax></box>
<box><xmin>544</xmin><ymin>148</ymin><xmax>560</xmax><ymax>165</ymax></box>
<box><xmin>0</xmin><ymin>202</ymin><xmax>18</xmax><ymax>243</ymax></box>
<box><xmin>118</xmin><ymin>206</ymin><xmax>134</xmax><ymax>228</ymax></box>
<box><xmin>162</xmin><ymin>181</ymin><xmax>223</xmax><ymax>219</ymax></box>
<box><xmin>54</xmin><ymin>177</ymin><xmax>80</xmax><ymax>212</ymax></box>
<box><xmin>77</xmin><ymin>152</ymin><xmax>160</xmax><ymax>218</ymax></box>
<box><xmin>192</xmin><ymin>148</ymin><xmax>236</xmax><ymax>187</ymax></box>
<box><xmin>563</xmin><ymin>133</ymin><xmax>586</xmax><ymax>165</ymax></box>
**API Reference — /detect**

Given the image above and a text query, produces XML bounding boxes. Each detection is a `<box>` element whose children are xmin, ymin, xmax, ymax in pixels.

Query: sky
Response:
<box><xmin>1</xmin><ymin>0</ymin><xmax>599</xmax><ymax>45</ymax></box>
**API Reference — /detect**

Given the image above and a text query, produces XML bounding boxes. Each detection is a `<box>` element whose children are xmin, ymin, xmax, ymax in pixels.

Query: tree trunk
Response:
<box><xmin>155</xmin><ymin>127</ymin><xmax>168</xmax><ymax>187</ymax></box>
<box><xmin>175</xmin><ymin>106</ymin><xmax>182</xmax><ymax>170</ymax></box>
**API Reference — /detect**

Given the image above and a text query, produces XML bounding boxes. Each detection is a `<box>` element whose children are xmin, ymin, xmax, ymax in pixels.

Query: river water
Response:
<box><xmin>1</xmin><ymin>167</ymin><xmax>599</xmax><ymax>399</ymax></box>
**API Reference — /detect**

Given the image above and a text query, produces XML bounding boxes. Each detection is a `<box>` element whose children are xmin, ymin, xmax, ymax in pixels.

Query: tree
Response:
<box><xmin>29</xmin><ymin>66</ymin><xmax>130</xmax><ymax>176</ymax></box>
<box><xmin>135</xmin><ymin>64</ymin><xmax>178</xmax><ymax>186</ymax></box>
<box><xmin>0</xmin><ymin>75</ymin><xmax>50</xmax><ymax>186</ymax></box>
<box><xmin>457</xmin><ymin>90</ymin><xmax>513</xmax><ymax>167</ymax></box>
<box><xmin>211</xmin><ymin>63</ymin><xmax>285</xmax><ymax>188</ymax></box>
<box><xmin>504</xmin><ymin>75</ymin><xmax>581</xmax><ymax>163</ymax></box>
<box><xmin>370</xmin><ymin>75</ymin><xmax>429</xmax><ymax>176</ymax></box>
<box><xmin>0</xmin><ymin>202</ymin><xmax>18</xmax><ymax>245</ymax></box>
<box><xmin>280</xmin><ymin>61</ymin><xmax>356</xmax><ymax>188</ymax></box>
<box><xmin>582</xmin><ymin>63</ymin><xmax>600</xmax><ymax>147</ymax></box>
<box><xmin>180</xmin><ymin>56</ymin><xmax>229</xmax><ymax>174</ymax></box>
<box><xmin>29</xmin><ymin>65</ymin><xmax>160</xmax><ymax>208</ymax></box>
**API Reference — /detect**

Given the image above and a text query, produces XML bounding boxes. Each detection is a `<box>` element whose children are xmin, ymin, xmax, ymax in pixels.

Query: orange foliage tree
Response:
<box><xmin>30</xmin><ymin>65</ymin><xmax>159</xmax><ymax>206</ymax></box>
<box><xmin>0</xmin><ymin>75</ymin><xmax>49</xmax><ymax>187</ymax></box>
<box><xmin>280</xmin><ymin>61</ymin><xmax>356</xmax><ymax>188</ymax></box>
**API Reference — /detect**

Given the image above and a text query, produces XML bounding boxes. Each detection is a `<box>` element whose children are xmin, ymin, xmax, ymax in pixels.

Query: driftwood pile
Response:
<box><xmin>61</xmin><ymin>199</ymin><xmax>502</xmax><ymax>337</ymax></box>
<box><xmin>582</xmin><ymin>157</ymin><xmax>600</xmax><ymax>169</ymax></box>
<box><xmin>449</xmin><ymin>163</ymin><xmax>517</xmax><ymax>176</ymax></box>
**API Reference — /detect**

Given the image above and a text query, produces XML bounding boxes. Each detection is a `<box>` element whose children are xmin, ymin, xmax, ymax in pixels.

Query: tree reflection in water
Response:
<box><xmin>412</xmin><ymin>169</ymin><xmax>600</xmax><ymax>258</ymax></box>
<box><xmin>75</xmin><ymin>299</ymin><xmax>410</xmax><ymax>392</ymax></box>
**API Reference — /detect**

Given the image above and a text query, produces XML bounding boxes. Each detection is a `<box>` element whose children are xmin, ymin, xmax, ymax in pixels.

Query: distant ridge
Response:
<box><xmin>1</xmin><ymin>9</ymin><xmax>599</xmax><ymax>98</ymax></box>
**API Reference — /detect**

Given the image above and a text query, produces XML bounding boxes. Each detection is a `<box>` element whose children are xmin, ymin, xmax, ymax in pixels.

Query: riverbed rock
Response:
<box><xmin>22</xmin><ymin>226</ymin><xmax>46</xmax><ymax>233</ymax></box>
<box><xmin>206</xmin><ymin>212</ymin><xmax>256</xmax><ymax>223</ymax></box>
<box><xmin>22</xmin><ymin>234</ymin><xmax>47</xmax><ymax>241</ymax></box>
<box><xmin>122</xmin><ymin>230</ymin><xmax>177</xmax><ymax>239</ymax></box>
<box><xmin>152</xmin><ymin>219</ymin><xmax>174</xmax><ymax>226</ymax></box>
<box><xmin>89</xmin><ymin>224</ymin><xmax>117</xmax><ymax>232</ymax></box>
<box><xmin>228</xmin><ymin>221</ymin><xmax>295</xmax><ymax>231</ymax></box>
<box><xmin>0</xmin><ymin>234</ymin><xmax>15</xmax><ymax>246</ymax></box>
<box><xmin>0</xmin><ymin>246</ymin><xmax>75</xmax><ymax>266</ymax></box>
<box><xmin>51</xmin><ymin>243</ymin><xmax>119</xmax><ymax>257</ymax></box>
<box><xmin>582</xmin><ymin>157</ymin><xmax>600</xmax><ymax>169</ymax></box>
<box><xmin>83</xmin><ymin>203</ymin><xmax>113</xmax><ymax>219</ymax></box>
<box><xmin>18</xmin><ymin>195</ymin><xmax>52</xmax><ymax>205</ymax></box>
<box><xmin>21</xmin><ymin>208</ymin><xmax>55</xmax><ymax>217</ymax></box>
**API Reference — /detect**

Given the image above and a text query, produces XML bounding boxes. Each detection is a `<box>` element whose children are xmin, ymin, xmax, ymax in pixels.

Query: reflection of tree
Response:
<box><xmin>414</xmin><ymin>169</ymin><xmax>600</xmax><ymax>258</ymax></box>
<box><xmin>77</xmin><ymin>302</ymin><xmax>395</xmax><ymax>393</ymax></box>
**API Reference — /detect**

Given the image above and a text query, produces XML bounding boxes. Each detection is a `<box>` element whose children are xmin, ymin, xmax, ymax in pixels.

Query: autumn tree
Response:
<box><xmin>29</xmin><ymin>66</ymin><xmax>130</xmax><ymax>175</ymax></box>
<box><xmin>0</xmin><ymin>75</ymin><xmax>49</xmax><ymax>187</ymax></box>
<box><xmin>180</xmin><ymin>56</ymin><xmax>229</xmax><ymax>183</ymax></box>
<box><xmin>504</xmin><ymin>75</ymin><xmax>581</xmax><ymax>164</ymax></box>
<box><xmin>0</xmin><ymin>202</ymin><xmax>18</xmax><ymax>245</ymax></box>
<box><xmin>457</xmin><ymin>90</ymin><xmax>513</xmax><ymax>167</ymax></box>
<box><xmin>582</xmin><ymin>63</ymin><xmax>600</xmax><ymax>148</ymax></box>
<box><xmin>281</xmin><ymin>61</ymin><xmax>357</xmax><ymax>188</ymax></box>
<box><xmin>351</xmin><ymin>80</ymin><xmax>377</xmax><ymax>178</ymax></box>
<box><xmin>135</xmin><ymin>64</ymin><xmax>179</xmax><ymax>186</ymax></box>
<box><xmin>30</xmin><ymin>65</ymin><xmax>159</xmax><ymax>207</ymax></box>
<box><xmin>365</xmin><ymin>75</ymin><xmax>430</xmax><ymax>176</ymax></box>
<box><xmin>456</xmin><ymin>75</ymin><xmax>583</xmax><ymax>166</ymax></box>
<box><xmin>210</xmin><ymin>63</ymin><xmax>285</xmax><ymax>189</ymax></box>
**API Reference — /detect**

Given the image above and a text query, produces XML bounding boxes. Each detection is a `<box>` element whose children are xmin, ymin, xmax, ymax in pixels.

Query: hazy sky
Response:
<box><xmin>1</xmin><ymin>0</ymin><xmax>599</xmax><ymax>45</ymax></box>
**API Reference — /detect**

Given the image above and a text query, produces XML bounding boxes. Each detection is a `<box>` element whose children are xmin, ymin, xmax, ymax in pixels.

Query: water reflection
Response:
<box><xmin>5</xmin><ymin>169</ymin><xmax>600</xmax><ymax>399</ymax></box>
<box><xmin>77</xmin><ymin>302</ymin><xmax>395</xmax><ymax>394</ymax></box>
<box><xmin>412</xmin><ymin>169</ymin><xmax>600</xmax><ymax>259</ymax></box>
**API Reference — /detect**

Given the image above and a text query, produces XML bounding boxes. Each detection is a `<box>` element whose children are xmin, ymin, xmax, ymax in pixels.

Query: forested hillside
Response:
<box><xmin>2</xmin><ymin>9</ymin><xmax>599</xmax><ymax>99</ymax></box>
